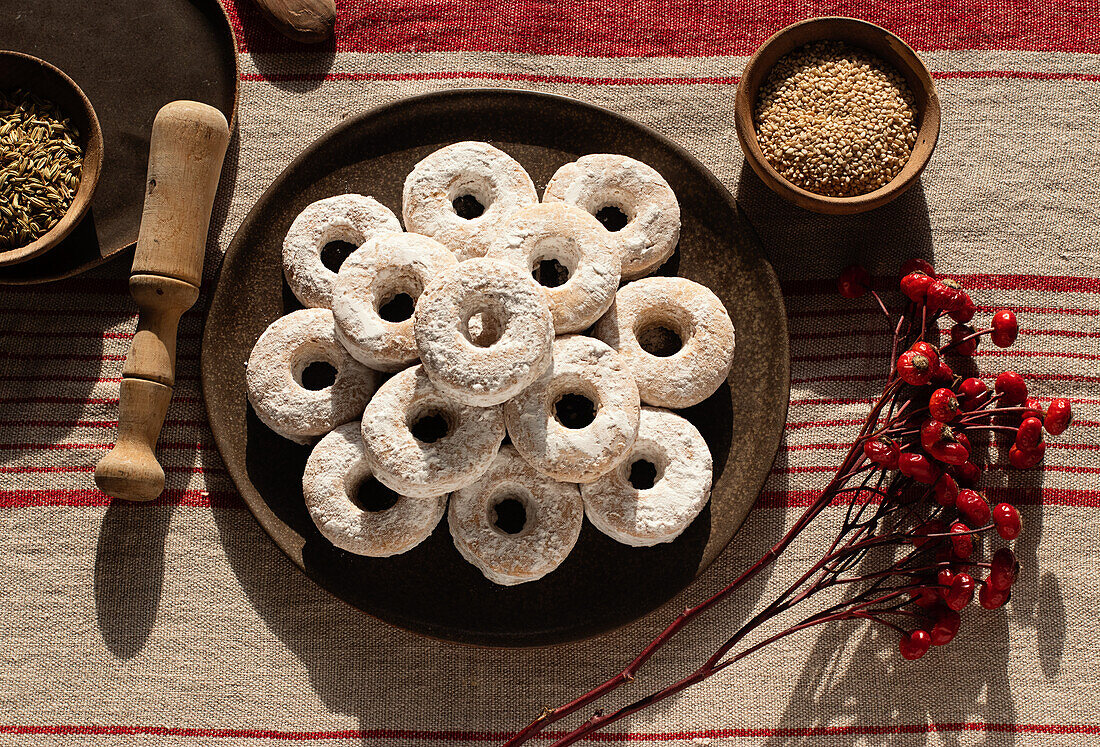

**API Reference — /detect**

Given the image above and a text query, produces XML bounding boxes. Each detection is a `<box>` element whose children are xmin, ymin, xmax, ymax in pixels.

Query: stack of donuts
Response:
<box><xmin>246</xmin><ymin>142</ymin><xmax>736</xmax><ymax>586</ymax></box>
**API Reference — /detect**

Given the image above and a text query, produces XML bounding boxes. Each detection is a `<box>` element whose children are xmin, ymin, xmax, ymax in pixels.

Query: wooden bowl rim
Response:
<box><xmin>734</xmin><ymin>16</ymin><xmax>941</xmax><ymax>215</ymax></box>
<box><xmin>0</xmin><ymin>50</ymin><xmax>105</xmax><ymax>266</ymax></box>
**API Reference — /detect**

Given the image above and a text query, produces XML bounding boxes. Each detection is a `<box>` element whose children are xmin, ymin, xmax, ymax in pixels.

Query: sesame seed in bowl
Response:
<box><xmin>734</xmin><ymin>18</ymin><xmax>940</xmax><ymax>215</ymax></box>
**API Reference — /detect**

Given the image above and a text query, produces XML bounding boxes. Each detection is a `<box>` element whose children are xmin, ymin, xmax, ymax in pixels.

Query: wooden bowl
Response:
<box><xmin>0</xmin><ymin>50</ymin><xmax>104</xmax><ymax>266</ymax></box>
<box><xmin>734</xmin><ymin>17</ymin><xmax>940</xmax><ymax>215</ymax></box>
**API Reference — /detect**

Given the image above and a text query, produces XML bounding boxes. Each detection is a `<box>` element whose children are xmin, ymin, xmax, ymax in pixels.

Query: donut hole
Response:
<box><xmin>300</xmin><ymin>361</ymin><xmax>337</xmax><ymax>390</ymax></box>
<box><xmin>619</xmin><ymin>444</ymin><xmax>668</xmax><ymax>490</ymax></box>
<box><xmin>595</xmin><ymin>205</ymin><xmax>630</xmax><ymax>232</ymax></box>
<box><xmin>319</xmin><ymin>240</ymin><xmax>359</xmax><ymax>273</ymax></box>
<box><xmin>635</xmin><ymin>314</ymin><xmax>689</xmax><ymax>357</ymax></box>
<box><xmin>532</xmin><ymin>258</ymin><xmax>570</xmax><ymax>288</ymax></box>
<box><xmin>487</xmin><ymin>490</ymin><xmax>532</xmax><ymax>536</ymax></box>
<box><xmin>448</xmin><ymin>179</ymin><xmax>491</xmax><ymax>221</ymax></box>
<box><xmin>452</xmin><ymin>194</ymin><xmax>485</xmax><ymax>219</ymax></box>
<box><xmin>461</xmin><ymin>302</ymin><xmax>505</xmax><ymax>348</ymax></box>
<box><xmin>349</xmin><ymin>475</ymin><xmax>402</xmax><ymax>513</ymax></box>
<box><xmin>408</xmin><ymin>407</ymin><xmax>452</xmax><ymax>443</ymax></box>
<box><xmin>553</xmin><ymin>390</ymin><xmax>599</xmax><ymax>429</ymax></box>
<box><xmin>529</xmin><ymin>236</ymin><xmax>579</xmax><ymax>289</ymax></box>
<box><xmin>378</xmin><ymin>293</ymin><xmax>415</xmax><ymax>322</ymax></box>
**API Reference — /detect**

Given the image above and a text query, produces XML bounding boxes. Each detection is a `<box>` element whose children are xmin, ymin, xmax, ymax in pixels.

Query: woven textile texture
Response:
<box><xmin>2</xmin><ymin>0</ymin><xmax>1100</xmax><ymax>744</ymax></box>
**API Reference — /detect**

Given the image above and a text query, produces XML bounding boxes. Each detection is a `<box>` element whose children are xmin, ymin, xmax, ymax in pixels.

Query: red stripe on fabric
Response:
<box><xmin>224</xmin><ymin>0</ymin><xmax>1100</xmax><ymax>56</ymax></box>
<box><xmin>790</xmin><ymin>327</ymin><xmax>1100</xmax><ymax>342</ymax></box>
<box><xmin>3</xmin><ymin>720</ymin><xmax>1099</xmax><ymax>741</ymax></box>
<box><xmin>791</xmin><ymin>348</ymin><xmax>1100</xmax><ymax>363</ymax></box>
<box><xmin>0</xmin><ymin>442</ymin><xmax>215</xmax><ymax>452</ymax></box>
<box><xmin>238</xmin><ymin>69</ymin><xmax>1100</xmax><ymax>86</ymax></box>
<box><xmin>757</xmin><ymin>488</ymin><xmax>1100</xmax><ymax>509</ymax></box>
<box><xmin>0</xmin><ymin>396</ymin><xmax>202</xmax><ymax>405</ymax></box>
<box><xmin>788</xmin><ymin>305</ymin><xmax>1100</xmax><ymax>320</ymax></box>
<box><xmin>0</xmin><ymin>489</ymin><xmax>237</xmax><ymax>509</ymax></box>
<box><xmin>0</xmin><ymin>464</ymin><xmax>226</xmax><ymax>475</ymax></box>
<box><xmin>0</xmin><ymin>419</ymin><xmax>208</xmax><ymax>429</ymax></box>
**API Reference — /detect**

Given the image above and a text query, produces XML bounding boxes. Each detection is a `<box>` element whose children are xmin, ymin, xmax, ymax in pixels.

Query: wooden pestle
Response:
<box><xmin>94</xmin><ymin>101</ymin><xmax>230</xmax><ymax>502</ymax></box>
<box><xmin>251</xmin><ymin>0</ymin><xmax>336</xmax><ymax>43</ymax></box>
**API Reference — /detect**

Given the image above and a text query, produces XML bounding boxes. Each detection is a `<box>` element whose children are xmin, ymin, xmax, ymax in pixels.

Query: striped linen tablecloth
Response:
<box><xmin>2</xmin><ymin>1</ymin><xmax>1099</xmax><ymax>744</ymax></box>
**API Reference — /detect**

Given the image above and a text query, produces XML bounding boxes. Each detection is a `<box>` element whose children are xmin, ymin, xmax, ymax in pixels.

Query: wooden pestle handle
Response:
<box><xmin>94</xmin><ymin>101</ymin><xmax>230</xmax><ymax>502</ymax></box>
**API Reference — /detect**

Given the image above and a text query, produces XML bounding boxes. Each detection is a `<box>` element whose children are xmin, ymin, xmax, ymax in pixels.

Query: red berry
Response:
<box><xmin>1016</xmin><ymin>417</ymin><xmax>1044</xmax><ymax>451</ymax></box>
<box><xmin>929</xmin><ymin>388</ymin><xmax>960</xmax><ymax>422</ymax></box>
<box><xmin>933</xmin><ymin>473</ymin><xmax>959</xmax><ymax>507</ymax></box>
<box><xmin>900</xmin><ymin>272</ymin><xmax>934</xmax><ymax>303</ymax></box>
<box><xmin>838</xmin><ymin>264</ymin><xmax>870</xmax><ymax>299</ymax></box>
<box><xmin>921</xmin><ymin>419</ymin><xmax>969</xmax><ymax>466</ymax></box>
<box><xmin>1009</xmin><ymin>441</ymin><xmax>1045</xmax><ymax>469</ymax></box>
<box><xmin>1044</xmin><ymin>398</ymin><xmax>1073</xmax><ymax>436</ymax></box>
<box><xmin>931</xmin><ymin>358</ymin><xmax>955</xmax><ymax>384</ymax></box>
<box><xmin>864</xmin><ymin>437</ymin><xmax>900</xmax><ymax>469</ymax></box>
<box><xmin>990</xmin><ymin>548</ymin><xmax>1019</xmax><ymax>591</ymax></box>
<box><xmin>927</xmin><ymin>279</ymin><xmax>965</xmax><ymax>313</ymax></box>
<box><xmin>1023</xmin><ymin>397</ymin><xmax>1045</xmax><ymax>421</ymax></box>
<box><xmin>949</xmin><ymin>293</ymin><xmax>977</xmax><ymax>324</ymax></box>
<box><xmin>955</xmin><ymin>430</ymin><xmax>971</xmax><ymax>454</ymax></box>
<box><xmin>994</xmin><ymin>371</ymin><xmax>1028</xmax><ymax>406</ymax></box>
<box><xmin>901</xmin><ymin>258</ymin><xmax>935</xmax><ymax>278</ymax></box>
<box><xmin>992</xmin><ymin>502</ymin><xmax>1022</xmax><ymax>540</ymax></box>
<box><xmin>897</xmin><ymin>350</ymin><xmax>933</xmax><ymax>386</ymax></box>
<box><xmin>949</xmin><ymin>521</ymin><xmax>974</xmax><ymax>559</ymax></box>
<box><xmin>979</xmin><ymin>582</ymin><xmax>1010</xmax><ymax>610</ymax></box>
<box><xmin>945</xmin><ymin>573</ymin><xmax>975</xmax><ymax>611</ymax></box>
<box><xmin>930</xmin><ymin>608</ymin><xmax>961</xmax><ymax>646</ymax></box>
<box><xmin>899</xmin><ymin>629</ymin><xmax>932</xmax><ymax>660</ymax></box>
<box><xmin>990</xmin><ymin>310</ymin><xmax>1019</xmax><ymax>348</ymax></box>
<box><xmin>912</xmin><ymin>588</ymin><xmax>942</xmax><ymax>608</ymax></box>
<box><xmin>956</xmin><ymin>489</ymin><xmax>991</xmax><ymax>526</ymax></box>
<box><xmin>958</xmin><ymin>378</ymin><xmax>990</xmax><ymax>411</ymax></box>
<box><xmin>899</xmin><ymin>452</ymin><xmax>938</xmax><ymax>484</ymax></box>
<box><xmin>911</xmin><ymin>342</ymin><xmax>940</xmax><ymax>371</ymax></box>
<box><xmin>950</xmin><ymin>324</ymin><xmax>979</xmax><ymax>356</ymax></box>
<box><xmin>953</xmin><ymin>460</ymin><xmax>981</xmax><ymax>487</ymax></box>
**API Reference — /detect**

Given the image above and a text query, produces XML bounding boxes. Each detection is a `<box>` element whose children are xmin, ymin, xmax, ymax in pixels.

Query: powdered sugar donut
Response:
<box><xmin>332</xmin><ymin>233</ymin><xmax>458</xmax><ymax>371</ymax></box>
<box><xmin>543</xmin><ymin>154</ymin><xmax>680</xmax><ymax>280</ymax></box>
<box><xmin>246</xmin><ymin>308</ymin><xmax>377</xmax><ymax>444</ymax></box>
<box><xmin>283</xmin><ymin>194</ymin><xmax>402</xmax><ymax>309</ymax></box>
<box><xmin>361</xmin><ymin>365</ymin><xmax>505</xmax><ymax>498</ymax></box>
<box><xmin>581</xmin><ymin>407</ymin><xmax>711</xmax><ymax>547</ymax></box>
<box><xmin>486</xmin><ymin>203</ymin><xmax>622</xmax><ymax>334</ymax></box>
<box><xmin>303</xmin><ymin>423</ymin><xmax>446</xmax><ymax>556</ymax></box>
<box><xmin>504</xmin><ymin>335</ymin><xmax>639</xmax><ymax>483</ymax></box>
<box><xmin>414</xmin><ymin>257</ymin><xmax>553</xmax><ymax>407</ymax></box>
<box><xmin>403</xmin><ymin>142</ymin><xmax>538</xmax><ymax>260</ymax></box>
<box><xmin>449</xmin><ymin>445</ymin><xmax>583</xmax><ymax>585</ymax></box>
<box><xmin>594</xmin><ymin>277</ymin><xmax>735</xmax><ymax>409</ymax></box>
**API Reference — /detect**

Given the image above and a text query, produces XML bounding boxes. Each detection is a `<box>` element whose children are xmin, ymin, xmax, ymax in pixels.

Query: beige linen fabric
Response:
<box><xmin>1</xmin><ymin>7</ymin><xmax>1099</xmax><ymax>746</ymax></box>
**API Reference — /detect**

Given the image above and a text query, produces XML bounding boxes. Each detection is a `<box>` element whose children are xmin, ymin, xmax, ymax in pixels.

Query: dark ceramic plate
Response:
<box><xmin>201</xmin><ymin>89</ymin><xmax>789</xmax><ymax>647</ymax></box>
<box><xmin>0</xmin><ymin>0</ymin><xmax>237</xmax><ymax>284</ymax></box>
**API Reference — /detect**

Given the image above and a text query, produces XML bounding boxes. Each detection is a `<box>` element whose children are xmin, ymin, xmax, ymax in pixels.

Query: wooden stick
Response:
<box><xmin>94</xmin><ymin>101</ymin><xmax>230</xmax><ymax>502</ymax></box>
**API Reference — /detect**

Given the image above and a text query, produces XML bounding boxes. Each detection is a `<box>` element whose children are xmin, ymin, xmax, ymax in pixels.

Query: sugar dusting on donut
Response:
<box><xmin>594</xmin><ymin>276</ymin><xmax>735</xmax><ymax>409</ymax></box>
<box><xmin>246</xmin><ymin>308</ymin><xmax>377</xmax><ymax>444</ymax></box>
<box><xmin>304</xmin><ymin>422</ymin><xmax>447</xmax><ymax>557</ymax></box>
<box><xmin>543</xmin><ymin>154</ymin><xmax>680</xmax><ymax>280</ymax></box>
<box><xmin>282</xmin><ymin>194</ymin><xmax>402</xmax><ymax>309</ymax></box>
<box><xmin>504</xmin><ymin>334</ymin><xmax>640</xmax><ymax>483</ymax></box>
<box><xmin>414</xmin><ymin>257</ymin><xmax>553</xmax><ymax>406</ymax></box>
<box><xmin>361</xmin><ymin>364</ymin><xmax>505</xmax><ymax>498</ymax></box>
<box><xmin>332</xmin><ymin>232</ymin><xmax>458</xmax><ymax>371</ymax></box>
<box><xmin>449</xmin><ymin>445</ymin><xmax>583</xmax><ymax>585</ymax></box>
<box><xmin>403</xmin><ymin>142</ymin><xmax>538</xmax><ymax>260</ymax></box>
<box><xmin>581</xmin><ymin>407</ymin><xmax>711</xmax><ymax>547</ymax></box>
<box><xmin>487</xmin><ymin>202</ymin><xmax>622</xmax><ymax>334</ymax></box>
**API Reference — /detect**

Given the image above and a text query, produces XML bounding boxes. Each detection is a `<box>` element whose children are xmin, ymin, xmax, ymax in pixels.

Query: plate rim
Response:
<box><xmin>201</xmin><ymin>87</ymin><xmax>791</xmax><ymax>648</ymax></box>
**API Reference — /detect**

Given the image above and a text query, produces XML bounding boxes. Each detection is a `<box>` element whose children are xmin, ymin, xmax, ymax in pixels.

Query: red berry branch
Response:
<box><xmin>501</xmin><ymin>259</ymin><xmax>1073</xmax><ymax>747</ymax></box>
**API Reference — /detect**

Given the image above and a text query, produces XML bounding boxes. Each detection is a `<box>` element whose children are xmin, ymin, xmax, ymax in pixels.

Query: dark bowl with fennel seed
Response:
<box><xmin>0</xmin><ymin>51</ymin><xmax>103</xmax><ymax>267</ymax></box>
